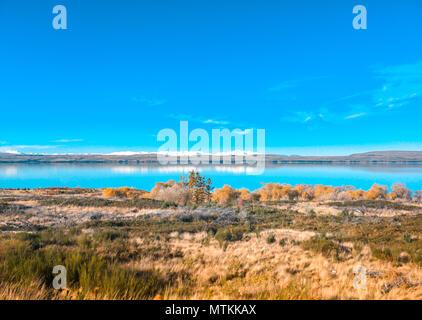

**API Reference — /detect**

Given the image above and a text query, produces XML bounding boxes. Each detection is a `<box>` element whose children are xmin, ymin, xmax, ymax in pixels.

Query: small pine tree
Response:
<box><xmin>185</xmin><ymin>170</ymin><xmax>214</xmax><ymax>204</ymax></box>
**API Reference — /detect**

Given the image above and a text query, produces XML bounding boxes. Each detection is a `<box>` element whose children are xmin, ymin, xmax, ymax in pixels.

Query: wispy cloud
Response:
<box><xmin>233</xmin><ymin>129</ymin><xmax>253</xmax><ymax>135</ymax></box>
<box><xmin>0</xmin><ymin>145</ymin><xmax>57</xmax><ymax>154</ymax></box>
<box><xmin>281</xmin><ymin>111</ymin><xmax>324</xmax><ymax>124</ymax></box>
<box><xmin>344</xmin><ymin>112</ymin><xmax>366</xmax><ymax>120</ymax></box>
<box><xmin>0</xmin><ymin>149</ymin><xmax>21</xmax><ymax>154</ymax></box>
<box><xmin>372</xmin><ymin>61</ymin><xmax>422</xmax><ymax>108</ymax></box>
<box><xmin>280</xmin><ymin>61</ymin><xmax>422</xmax><ymax>125</ymax></box>
<box><xmin>203</xmin><ymin>119</ymin><xmax>229</xmax><ymax>125</ymax></box>
<box><xmin>2</xmin><ymin>145</ymin><xmax>57</xmax><ymax>149</ymax></box>
<box><xmin>168</xmin><ymin>114</ymin><xmax>231</xmax><ymax>126</ymax></box>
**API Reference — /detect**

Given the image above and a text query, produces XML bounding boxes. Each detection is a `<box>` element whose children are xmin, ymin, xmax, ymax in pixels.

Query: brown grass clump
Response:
<box><xmin>103</xmin><ymin>187</ymin><xmax>142</xmax><ymax>199</ymax></box>
<box><xmin>4</xmin><ymin>186</ymin><xmax>422</xmax><ymax>300</ymax></box>
<box><xmin>0</xmin><ymin>280</ymin><xmax>59</xmax><ymax>300</ymax></box>
<box><xmin>213</xmin><ymin>185</ymin><xmax>238</xmax><ymax>206</ymax></box>
<box><xmin>144</xmin><ymin>180</ymin><xmax>191</xmax><ymax>205</ymax></box>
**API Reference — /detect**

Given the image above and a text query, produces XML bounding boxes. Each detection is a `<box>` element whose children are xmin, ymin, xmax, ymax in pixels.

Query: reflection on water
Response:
<box><xmin>110</xmin><ymin>166</ymin><xmax>149</xmax><ymax>174</ymax></box>
<box><xmin>2</xmin><ymin>164</ymin><xmax>422</xmax><ymax>191</ymax></box>
<box><xmin>3</xmin><ymin>166</ymin><xmax>18</xmax><ymax>177</ymax></box>
<box><xmin>156</xmin><ymin>166</ymin><xmax>199</xmax><ymax>174</ymax></box>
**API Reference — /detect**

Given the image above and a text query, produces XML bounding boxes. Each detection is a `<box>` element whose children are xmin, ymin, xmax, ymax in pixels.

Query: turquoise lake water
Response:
<box><xmin>1</xmin><ymin>164</ymin><xmax>422</xmax><ymax>192</ymax></box>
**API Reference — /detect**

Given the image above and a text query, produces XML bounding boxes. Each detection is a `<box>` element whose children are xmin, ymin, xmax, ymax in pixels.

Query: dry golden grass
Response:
<box><xmin>2</xmin><ymin>227</ymin><xmax>422</xmax><ymax>300</ymax></box>
<box><xmin>2</xmin><ymin>187</ymin><xmax>422</xmax><ymax>300</ymax></box>
<box><xmin>122</xmin><ymin>229</ymin><xmax>422</xmax><ymax>300</ymax></box>
<box><xmin>0</xmin><ymin>280</ymin><xmax>59</xmax><ymax>300</ymax></box>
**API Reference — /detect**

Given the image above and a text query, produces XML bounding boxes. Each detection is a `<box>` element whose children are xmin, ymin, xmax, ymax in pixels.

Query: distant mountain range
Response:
<box><xmin>1</xmin><ymin>151</ymin><xmax>422</xmax><ymax>165</ymax></box>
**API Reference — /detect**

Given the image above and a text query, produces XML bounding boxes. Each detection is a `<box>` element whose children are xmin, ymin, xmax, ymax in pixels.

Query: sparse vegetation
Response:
<box><xmin>39</xmin><ymin>197</ymin><xmax>163</xmax><ymax>209</ymax></box>
<box><xmin>144</xmin><ymin>171</ymin><xmax>213</xmax><ymax>205</ymax></box>
<box><xmin>103</xmin><ymin>187</ymin><xmax>144</xmax><ymax>199</ymax></box>
<box><xmin>2</xmin><ymin>181</ymin><xmax>422</xmax><ymax>300</ymax></box>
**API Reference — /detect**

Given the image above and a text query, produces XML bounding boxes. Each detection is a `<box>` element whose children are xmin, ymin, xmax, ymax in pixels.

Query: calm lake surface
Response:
<box><xmin>1</xmin><ymin>164</ymin><xmax>422</xmax><ymax>191</ymax></box>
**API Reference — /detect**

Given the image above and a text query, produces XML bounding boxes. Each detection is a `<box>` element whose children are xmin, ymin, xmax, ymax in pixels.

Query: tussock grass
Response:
<box><xmin>39</xmin><ymin>197</ymin><xmax>163</xmax><ymax>209</ymax></box>
<box><xmin>0</xmin><ymin>235</ymin><xmax>169</xmax><ymax>299</ymax></box>
<box><xmin>327</xmin><ymin>200</ymin><xmax>420</xmax><ymax>211</ymax></box>
<box><xmin>4</xmin><ymin>187</ymin><xmax>422</xmax><ymax>299</ymax></box>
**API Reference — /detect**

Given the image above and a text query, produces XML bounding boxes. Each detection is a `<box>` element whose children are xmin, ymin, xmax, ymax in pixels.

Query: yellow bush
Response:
<box><xmin>294</xmin><ymin>184</ymin><xmax>314</xmax><ymax>200</ymax></box>
<box><xmin>142</xmin><ymin>181</ymin><xmax>417</xmax><ymax>205</ymax></box>
<box><xmin>389</xmin><ymin>183</ymin><xmax>412</xmax><ymax>200</ymax></box>
<box><xmin>347</xmin><ymin>189</ymin><xmax>365</xmax><ymax>200</ymax></box>
<box><xmin>238</xmin><ymin>188</ymin><xmax>252</xmax><ymax>200</ymax></box>
<box><xmin>256</xmin><ymin>183</ymin><xmax>292</xmax><ymax>201</ymax></box>
<box><xmin>364</xmin><ymin>184</ymin><xmax>388</xmax><ymax>200</ymax></box>
<box><xmin>313</xmin><ymin>185</ymin><xmax>334</xmax><ymax>200</ymax></box>
<box><xmin>213</xmin><ymin>185</ymin><xmax>238</xmax><ymax>205</ymax></box>
<box><xmin>103</xmin><ymin>187</ymin><xmax>136</xmax><ymax>198</ymax></box>
<box><xmin>103</xmin><ymin>188</ymin><xmax>116</xmax><ymax>198</ymax></box>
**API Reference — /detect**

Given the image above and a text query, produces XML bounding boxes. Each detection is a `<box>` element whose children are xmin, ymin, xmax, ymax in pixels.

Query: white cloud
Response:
<box><xmin>233</xmin><ymin>129</ymin><xmax>253</xmax><ymax>135</ymax></box>
<box><xmin>373</xmin><ymin>61</ymin><xmax>422</xmax><ymax>109</ymax></box>
<box><xmin>280</xmin><ymin>62</ymin><xmax>422</xmax><ymax>125</ymax></box>
<box><xmin>0</xmin><ymin>149</ymin><xmax>21</xmax><ymax>154</ymax></box>
<box><xmin>281</xmin><ymin>111</ymin><xmax>324</xmax><ymax>124</ymax></box>
<box><xmin>107</xmin><ymin>151</ymin><xmax>150</xmax><ymax>156</ymax></box>
<box><xmin>345</xmin><ymin>112</ymin><xmax>366</xmax><ymax>120</ymax></box>
<box><xmin>203</xmin><ymin>119</ymin><xmax>229</xmax><ymax>125</ymax></box>
<box><xmin>168</xmin><ymin>114</ymin><xmax>232</xmax><ymax>126</ymax></box>
<box><xmin>0</xmin><ymin>145</ymin><xmax>57</xmax><ymax>154</ymax></box>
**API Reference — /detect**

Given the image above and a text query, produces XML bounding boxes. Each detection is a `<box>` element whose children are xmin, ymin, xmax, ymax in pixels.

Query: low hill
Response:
<box><xmin>1</xmin><ymin>151</ymin><xmax>422</xmax><ymax>165</ymax></box>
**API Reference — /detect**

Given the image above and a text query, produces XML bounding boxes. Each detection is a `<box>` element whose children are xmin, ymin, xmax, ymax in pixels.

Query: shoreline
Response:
<box><xmin>2</xmin><ymin>150</ymin><xmax>422</xmax><ymax>166</ymax></box>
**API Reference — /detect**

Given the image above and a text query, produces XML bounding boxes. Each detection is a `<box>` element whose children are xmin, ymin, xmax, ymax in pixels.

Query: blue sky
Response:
<box><xmin>1</xmin><ymin>0</ymin><xmax>422</xmax><ymax>155</ymax></box>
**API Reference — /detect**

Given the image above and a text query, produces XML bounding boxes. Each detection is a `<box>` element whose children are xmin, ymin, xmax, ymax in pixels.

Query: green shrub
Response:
<box><xmin>94</xmin><ymin>229</ymin><xmax>128</xmax><ymax>242</ymax></box>
<box><xmin>308</xmin><ymin>210</ymin><xmax>316</xmax><ymax>218</ymax></box>
<box><xmin>215</xmin><ymin>228</ymin><xmax>232</xmax><ymax>244</ymax></box>
<box><xmin>266</xmin><ymin>233</ymin><xmax>276</xmax><ymax>244</ymax></box>
<box><xmin>214</xmin><ymin>226</ymin><xmax>246</xmax><ymax>245</ymax></box>
<box><xmin>402</xmin><ymin>232</ymin><xmax>412</xmax><ymax>243</ymax></box>
<box><xmin>39</xmin><ymin>197</ymin><xmax>163</xmax><ymax>209</ymax></box>
<box><xmin>161</xmin><ymin>201</ymin><xmax>177</xmax><ymax>209</ymax></box>
<box><xmin>78</xmin><ymin>235</ymin><xmax>92</xmax><ymax>249</ymax></box>
<box><xmin>371</xmin><ymin>247</ymin><xmax>392</xmax><ymax>260</ymax></box>
<box><xmin>301</xmin><ymin>236</ymin><xmax>341</xmax><ymax>258</ymax></box>
<box><xmin>414</xmin><ymin>249</ymin><xmax>422</xmax><ymax>264</ymax></box>
<box><xmin>340</xmin><ymin>209</ymin><xmax>354</xmax><ymax>218</ymax></box>
<box><xmin>231</xmin><ymin>227</ymin><xmax>246</xmax><ymax>241</ymax></box>
<box><xmin>353</xmin><ymin>241</ymin><xmax>363</xmax><ymax>254</ymax></box>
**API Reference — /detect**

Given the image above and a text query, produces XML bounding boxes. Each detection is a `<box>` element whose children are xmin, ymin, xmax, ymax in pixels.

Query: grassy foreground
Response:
<box><xmin>1</xmin><ymin>184</ymin><xmax>422</xmax><ymax>300</ymax></box>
